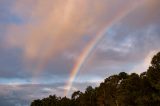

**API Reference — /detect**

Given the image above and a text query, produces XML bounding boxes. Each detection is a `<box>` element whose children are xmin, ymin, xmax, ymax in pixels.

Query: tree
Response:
<box><xmin>71</xmin><ymin>91</ymin><xmax>83</xmax><ymax>106</ymax></box>
<box><xmin>146</xmin><ymin>52</ymin><xmax>160</xmax><ymax>105</ymax></box>
<box><xmin>83</xmin><ymin>86</ymin><xmax>96</xmax><ymax>106</ymax></box>
<box><xmin>30</xmin><ymin>52</ymin><xmax>160</xmax><ymax>106</ymax></box>
<box><xmin>31</xmin><ymin>99</ymin><xmax>42</xmax><ymax>106</ymax></box>
<box><xmin>147</xmin><ymin>52</ymin><xmax>160</xmax><ymax>90</ymax></box>
<box><xmin>71</xmin><ymin>91</ymin><xmax>82</xmax><ymax>100</ymax></box>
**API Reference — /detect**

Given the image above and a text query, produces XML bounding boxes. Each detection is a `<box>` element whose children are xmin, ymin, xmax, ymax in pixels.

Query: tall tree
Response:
<box><xmin>30</xmin><ymin>52</ymin><xmax>160</xmax><ymax>106</ymax></box>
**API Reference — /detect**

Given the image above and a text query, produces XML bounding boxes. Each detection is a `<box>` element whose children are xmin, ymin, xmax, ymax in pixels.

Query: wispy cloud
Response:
<box><xmin>5</xmin><ymin>0</ymin><xmax>157</xmax><ymax>78</ymax></box>
<box><xmin>0</xmin><ymin>0</ymin><xmax>160</xmax><ymax>105</ymax></box>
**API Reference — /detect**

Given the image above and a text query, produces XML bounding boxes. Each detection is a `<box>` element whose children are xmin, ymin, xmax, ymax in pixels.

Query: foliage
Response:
<box><xmin>31</xmin><ymin>52</ymin><xmax>160</xmax><ymax>106</ymax></box>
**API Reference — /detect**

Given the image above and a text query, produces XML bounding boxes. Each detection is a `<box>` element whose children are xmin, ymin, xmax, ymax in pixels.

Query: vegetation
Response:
<box><xmin>31</xmin><ymin>52</ymin><xmax>160</xmax><ymax>106</ymax></box>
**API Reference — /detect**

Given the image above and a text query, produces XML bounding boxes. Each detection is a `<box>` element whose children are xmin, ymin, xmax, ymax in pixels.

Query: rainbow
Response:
<box><xmin>64</xmin><ymin>0</ymin><xmax>146</xmax><ymax>96</ymax></box>
<box><xmin>64</xmin><ymin>33</ymin><xmax>103</xmax><ymax>96</ymax></box>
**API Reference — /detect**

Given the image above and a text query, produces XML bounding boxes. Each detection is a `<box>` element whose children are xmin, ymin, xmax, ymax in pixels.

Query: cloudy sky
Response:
<box><xmin>0</xmin><ymin>0</ymin><xmax>160</xmax><ymax>105</ymax></box>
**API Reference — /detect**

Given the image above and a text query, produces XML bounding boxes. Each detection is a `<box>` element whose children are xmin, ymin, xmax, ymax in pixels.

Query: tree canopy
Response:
<box><xmin>31</xmin><ymin>52</ymin><xmax>160</xmax><ymax>106</ymax></box>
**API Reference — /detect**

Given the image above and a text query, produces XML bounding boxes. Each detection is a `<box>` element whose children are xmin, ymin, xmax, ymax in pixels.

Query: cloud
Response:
<box><xmin>0</xmin><ymin>82</ymin><xmax>98</xmax><ymax>106</ymax></box>
<box><xmin>1</xmin><ymin>0</ymin><xmax>156</xmax><ymax>78</ymax></box>
<box><xmin>121</xmin><ymin>0</ymin><xmax>160</xmax><ymax>28</ymax></box>
<box><xmin>79</xmin><ymin>22</ymin><xmax>160</xmax><ymax>77</ymax></box>
<box><xmin>130</xmin><ymin>50</ymin><xmax>159</xmax><ymax>74</ymax></box>
<box><xmin>4</xmin><ymin>0</ymin><xmax>149</xmax><ymax>78</ymax></box>
<box><xmin>0</xmin><ymin>0</ymin><xmax>160</xmax><ymax>105</ymax></box>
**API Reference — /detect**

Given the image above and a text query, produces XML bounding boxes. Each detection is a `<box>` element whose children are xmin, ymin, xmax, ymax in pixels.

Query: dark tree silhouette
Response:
<box><xmin>31</xmin><ymin>52</ymin><xmax>160</xmax><ymax>106</ymax></box>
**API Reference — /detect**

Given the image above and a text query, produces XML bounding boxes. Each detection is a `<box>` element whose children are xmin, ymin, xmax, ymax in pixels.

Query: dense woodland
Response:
<box><xmin>31</xmin><ymin>52</ymin><xmax>160</xmax><ymax>106</ymax></box>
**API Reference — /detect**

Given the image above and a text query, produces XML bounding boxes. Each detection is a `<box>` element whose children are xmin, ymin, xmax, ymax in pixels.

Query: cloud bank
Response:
<box><xmin>0</xmin><ymin>0</ymin><xmax>160</xmax><ymax>105</ymax></box>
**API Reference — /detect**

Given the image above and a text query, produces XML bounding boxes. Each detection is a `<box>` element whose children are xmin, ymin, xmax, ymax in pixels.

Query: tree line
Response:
<box><xmin>31</xmin><ymin>52</ymin><xmax>160</xmax><ymax>106</ymax></box>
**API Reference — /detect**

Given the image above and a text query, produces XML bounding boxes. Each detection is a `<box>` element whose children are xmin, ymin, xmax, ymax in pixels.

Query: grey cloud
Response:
<box><xmin>78</xmin><ymin>23</ymin><xmax>160</xmax><ymax>79</ymax></box>
<box><xmin>0</xmin><ymin>82</ymin><xmax>98</xmax><ymax>106</ymax></box>
<box><xmin>0</xmin><ymin>0</ymin><xmax>160</xmax><ymax>105</ymax></box>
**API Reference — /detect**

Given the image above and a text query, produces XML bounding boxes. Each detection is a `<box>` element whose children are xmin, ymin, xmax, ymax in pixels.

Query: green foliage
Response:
<box><xmin>31</xmin><ymin>52</ymin><xmax>160</xmax><ymax>106</ymax></box>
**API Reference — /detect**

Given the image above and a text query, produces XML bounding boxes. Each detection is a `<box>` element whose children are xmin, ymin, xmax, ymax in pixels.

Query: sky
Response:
<box><xmin>0</xmin><ymin>0</ymin><xmax>160</xmax><ymax>105</ymax></box>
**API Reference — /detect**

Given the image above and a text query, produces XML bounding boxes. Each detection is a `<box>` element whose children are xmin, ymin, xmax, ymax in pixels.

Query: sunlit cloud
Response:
<box><xmin>130</xmin><ymin>50</ymin><xmax>159</xmax><ymax>74</ymax></box>
<box><xmin>5</xmin><ymin>0</ymin><xmax>159</xmax><ymax>74</ymax></box>
<box><xmin>0</xmin><ymin>0</ymin><xmax>160</xmax><ymax>105</ymax></box>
